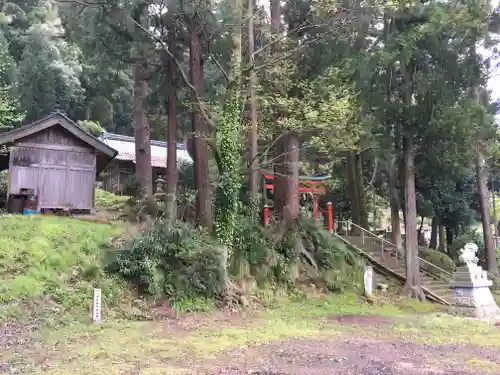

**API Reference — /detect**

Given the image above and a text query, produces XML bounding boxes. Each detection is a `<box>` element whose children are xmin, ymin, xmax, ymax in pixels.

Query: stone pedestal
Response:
<box><xmin>450</xmin><ymin>263</ymin><xmax>500</xmax><ymax>319</ymax></box>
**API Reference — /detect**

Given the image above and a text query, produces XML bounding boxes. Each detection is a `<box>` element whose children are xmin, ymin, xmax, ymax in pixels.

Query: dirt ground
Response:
<box><xmin>2</xmin><ymin>305</ymin><xmax>500</xmax><ymax>375</ymax></box>
<box><xmin>205</xmin><ymin>337</ymin><xmax>500</xmax><ymax>375</ymax></box>
<box><xmin>196</xmin><ymin>315</ymin><xmax>499</xmax><ymax>375</ymax></box>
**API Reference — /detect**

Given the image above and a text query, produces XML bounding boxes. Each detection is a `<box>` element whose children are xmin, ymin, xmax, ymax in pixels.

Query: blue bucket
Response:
<box><xmin>23</xmin><ymin>209</ymin><xmax>40</xmax><ymax>215</ymax></box>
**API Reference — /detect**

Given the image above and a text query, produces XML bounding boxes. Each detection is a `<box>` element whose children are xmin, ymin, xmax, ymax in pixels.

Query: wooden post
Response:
<box><xmin>263</xmin><ymin>204</ymin><xmax>269</xmax><ymax>227</ymax></box>
<box><xmin>327</xmin><ymin>201</ymin><xmax>333</xmax><ymax>233</ymax></box>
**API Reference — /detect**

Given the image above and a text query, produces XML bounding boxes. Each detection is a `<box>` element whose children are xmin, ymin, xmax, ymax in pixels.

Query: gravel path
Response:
<box><xmin>207</xmin><ymin>338</ymin><xmax>500</xmax><ymax>375</ymax></box>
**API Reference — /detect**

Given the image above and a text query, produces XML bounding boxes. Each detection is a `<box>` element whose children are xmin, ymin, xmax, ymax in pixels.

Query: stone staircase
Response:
<box><xmin>336</xmin><ymin>224</ymin><xmax>453</xmax><ymax>305</ymax></box>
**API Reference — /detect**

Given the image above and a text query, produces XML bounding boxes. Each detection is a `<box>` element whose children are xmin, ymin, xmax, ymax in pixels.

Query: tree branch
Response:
<box><xmin>130</xmin><ymin>15</ymin><xmax>216</xmax><ymax>130</ymax></box>
<box><xmin>200</xmin><ymin>25</ymin><xmax>229</xmax><ymax>82</ymax></box>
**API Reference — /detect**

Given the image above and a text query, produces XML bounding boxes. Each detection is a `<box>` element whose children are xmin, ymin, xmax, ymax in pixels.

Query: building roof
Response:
<box><xmin>0</xmin><ymin>112</ymin><xmax>118</xmax><ymax>158</ymax></box>
<box><xmin>99</xmin><ymin>132</ymin><xmax>193</xmax><ymax>168</ymax></box>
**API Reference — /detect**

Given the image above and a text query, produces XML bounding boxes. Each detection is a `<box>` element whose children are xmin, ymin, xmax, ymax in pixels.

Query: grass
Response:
<box><xmin>8</xmin><ymin>292</ymin><xmax>500</xmax><ymax>375</ymax></box>
<box><xmin>0</xmin><ymin>214</ymin><xmax>124</xmax><ymax>325</ymax></box>
<box><xmin>466</xmin><ymin>359</ymin><xmax>500</xmax><ymax>373</ymax></box>
<box><xmin>2</xmin><ymin>211</ymin><xmax>499</xmax><ymax>374</ymax></box>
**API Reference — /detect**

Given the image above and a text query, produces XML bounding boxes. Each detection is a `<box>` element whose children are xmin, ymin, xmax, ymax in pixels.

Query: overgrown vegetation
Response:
<box><xmin>108</xmin><ymin>220</ymin><xmax>226</xmax><ymax>300</ymax></box>
<box><xmin>419</xmin><ymin>248</ymin><xmax>456</xmax><ymax>275</ymax></box>
<box><xmin>94</xmin><ymin>188</ymin><xmax>129</xmax><ymax>211</ymax></box>
<box><xmin>108</xmin><ymin>212</ymin><xmax>362</xmax><ymax>306</ymax></box>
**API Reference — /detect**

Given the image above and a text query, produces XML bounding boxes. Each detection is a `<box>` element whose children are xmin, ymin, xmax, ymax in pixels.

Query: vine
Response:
<box><xmin>215</xmin><ymin>82</ymin><xmax>243</xmax><ymax>250</ymax></box>
<box><xmin>214</xmin><ymin>0</ymin><xmax>244</xmax><ymax>251</ymax></box>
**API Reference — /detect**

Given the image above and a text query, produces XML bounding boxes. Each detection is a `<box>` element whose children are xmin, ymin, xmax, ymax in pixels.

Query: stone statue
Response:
<box><xmin>450</xmin><ymin>242</ymin><xmax>500</xmax><ymax>318</ymax></box>
<box><xmin>459</xmin><ymin>243</ymin><xmax>479</xmax><ymax>266</ymax></box>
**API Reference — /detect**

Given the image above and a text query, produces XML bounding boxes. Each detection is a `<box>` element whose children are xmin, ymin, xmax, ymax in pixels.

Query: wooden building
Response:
<box><xmin>0</xmin><ymin>112</ymin><xmax>117</xmax><ymax>213</ymax></box>
<box><xmin>99</xmin><ymin>132</ymin><xmax>192</xmax><ymax>195</ymax></box>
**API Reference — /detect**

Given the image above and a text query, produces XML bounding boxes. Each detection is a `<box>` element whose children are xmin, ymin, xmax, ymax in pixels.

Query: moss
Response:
<box><xmin>0</xmin><ymin>215</ymin><xmax>125</xmax><ymax>325</ymax></box>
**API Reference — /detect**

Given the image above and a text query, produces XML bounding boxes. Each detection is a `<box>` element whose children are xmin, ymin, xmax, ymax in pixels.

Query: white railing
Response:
<box><xmin>337</xmin><ymin>220</ymin><xmax>452</xmax><ymax>279</ymax></box>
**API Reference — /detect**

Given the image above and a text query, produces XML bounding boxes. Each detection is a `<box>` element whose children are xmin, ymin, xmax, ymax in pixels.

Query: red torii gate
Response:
<box><xmin>260</xmin><ymin>170</ymin><xmax>334</xmax><ymax>232</ymax></box>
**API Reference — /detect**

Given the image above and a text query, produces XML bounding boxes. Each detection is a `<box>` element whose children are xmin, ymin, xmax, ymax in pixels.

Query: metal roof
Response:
<box><xmin>99</xmin><ymin>132</ymin><xmax>193</xmax><ymax>168</ymax></box>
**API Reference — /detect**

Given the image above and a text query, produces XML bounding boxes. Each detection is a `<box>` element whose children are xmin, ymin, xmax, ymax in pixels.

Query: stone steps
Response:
<box><xmin>341</xmin><ymin>235</ymin><xmax>452</xmax><ymax>305</ymax></box>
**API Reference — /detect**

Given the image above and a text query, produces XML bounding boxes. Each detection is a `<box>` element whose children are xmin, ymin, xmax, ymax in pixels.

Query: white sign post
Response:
<box><xmin>92</xmin><ymin>288</ymin><xmax>102</xmax><ymax>323</ymax></box>
<box><xmin>363</xmin><ymin>266</ymin><xmax>373</xmax><ymax>297</ymax></box>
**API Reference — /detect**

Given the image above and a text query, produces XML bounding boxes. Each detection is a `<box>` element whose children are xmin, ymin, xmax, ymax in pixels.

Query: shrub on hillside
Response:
<box><xmin>449</xmin><ymin>229</ymin><xmax>485</xmax><ymax>263</ymax></box>
<box><xmin>108</xmin><ymin>220</ymin><xmax>226</xmax><ymax>300</ymax></box>
<box><xmin>95</xmin><ymin>188</ymin><xmax>129</xmax><ymax>211</ymax></box>
<box><xmin>420</xmin><ymin>248</ymin><xmax>456</xmax><ymax>275</ymax></box>
<box><xmin>230</xmin><ymin>211</ymin><xmax>361</xmax><ymax>292</ymax></box>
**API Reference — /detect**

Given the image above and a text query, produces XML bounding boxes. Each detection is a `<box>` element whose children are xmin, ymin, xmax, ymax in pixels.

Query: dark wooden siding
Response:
<box><xmin>20</xmin><ymin>126</ymin><xmax>91</xmax><ymax>149</ymax></box>
<box><xmin>8</xmin><ymin>125</ymin><xmax>97</xmax><ymax>210</ymax></box>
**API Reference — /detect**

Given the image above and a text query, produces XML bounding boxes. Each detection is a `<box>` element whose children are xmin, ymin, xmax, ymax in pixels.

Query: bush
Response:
<box><xmin>108</xmin><ymin>220</ymin><xmax>226</xmax><ymax>300</ymax></box>
<box><xmin>95</xmin><ymin>188</ymin><xmax>129</xmax><ymax>211</ymax></box>
<box><xmin>449</xmin><ymin>228</ymin><xmax>484</xmax><ymax>262</ymax></box>
<box><xmin>231</xmin><ymin>212</ymin><xmax>277</xmax><ymax>286</ymax></box>
<box><xmin>420</xmin><ymin>248</ymin><xmax>456</xmax><ymax>275</ymax></box>
<box><xmin>229</xmin><ymin>211</ymin><xmax>361</xmax><ymax>292</ymax></box>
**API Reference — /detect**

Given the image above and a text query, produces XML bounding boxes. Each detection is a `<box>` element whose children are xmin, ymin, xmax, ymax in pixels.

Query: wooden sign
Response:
<box><xmin>93</xmin><ymin>288</ymin><xmax>102</xmax><ymax>323</ymax></box>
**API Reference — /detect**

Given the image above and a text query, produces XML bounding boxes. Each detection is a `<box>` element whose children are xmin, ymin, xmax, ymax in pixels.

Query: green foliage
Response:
<box><xmin>449</xmin><ymin>228</ymin><xmax>484</xmax><ymax>263</ymax></box>
<box><xmin>0</xmin><ymin>215</ymin><xmax>124</xmax><ymax>325</ymax></box>
<box><xmin>18</xmin><ymin>29</ymin><xmax>85</xmax><ymax>120</ymax></box>
<box><xmin>87</xmin><ymin>95</ymin><xmax>114</xmax><ymax>129</ymax></box>
<box><xmin>94</xmin><ymin>188</ymin><xmax>129</xmax><ymax>211</ymax></box>
<box><xmin>215</xmin><ymin>83</ymin><xmax>243</xmax><ymax>249</ymax></box>
<box><xmin>419</xmin><ymin>248</ymin><xmax>456</xmax><ymax>275</ymax></box>
<box><xmin>108</xmin><ymin>220</ymin><xmax>226</xmax><ymax>300</ymax></box>
<box><xmin>230</xmin><ymin>211</ymin><xmax>361</xmax><ymax>291</ymax></box>
<box><xmin>0</xmin><ymin>169</ymin><xmax>8</xmax><ymax>198</ymax></box>
<box><xmin>77</xmin><ymin>119</ymin><xmax>104</xmax><ymax>136</ymax></box>
<box><xmin>171</xmin><ymin>297</ymin><xmax>216</xmax><ymax>313</ymax></box>
<box><xmin>0</xmin><ymin>33</ymin><xmax>24</xmax><ymax>127</ymax></box>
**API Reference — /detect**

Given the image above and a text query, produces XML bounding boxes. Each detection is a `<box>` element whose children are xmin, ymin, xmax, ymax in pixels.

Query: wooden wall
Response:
<box><xmin>8</xmin><ymin>126</ymin><xmax>97</xmax><ymax>210</ymax></box>
<box><xmin>101</xmin><ymin>161</ymin><xmax>166</xmax><ymax>196</ymax></box>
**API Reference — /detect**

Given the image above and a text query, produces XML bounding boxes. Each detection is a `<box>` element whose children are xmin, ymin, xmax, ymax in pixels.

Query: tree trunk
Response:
<box><xmin>190</xmin><ymin>16</ymin><xmax>213</xmax><ymax>229</ymax></box>
<box><xmin>133</xmin><ymin>4</ymin><xmax>153</xmax><ymax>201</ymax></box>
<box><xmin>347</xmin><ymin>150</ymin><xmax>361</xmax><ymax>234</ymax></box>
<box><xmin>403</xmin><ymin>136</ymin><xmax>424</xmax><ymax>300</ymax></box>
<box><xmin>247</xmin><ymin>0</ymin><xmax>259</xmax><ymax>200</ymax></box>
<box><xmin>270</xmin><ymin>0</ymin><xmax>300</xmax><ymax>222</ymax></box>
<box><xmin>438</xmin><ymin>222</ymin><xmax>445</xmax><ymax>252</ymax></box>
<box><xmin>429</xmin><ymin>216</ymin><xmax>438</xmax><ymax>249</ymax></box>
<box><xmin>388</xmin><ymin>156</ymin><xmax>403</xmax><ymax>253</ymax></box>
<box><xmin>476</xmin><ymin>142</ymin><xmax>497</xmax><ymax>273</ymax></box>
<box><xmin>491</xmin><ymin>186</ymin><xmax>498</xmax><ymax>247</ymax></box>
<box><xmin>273</xmin><ymin>132</ymin><xmax>300</xmax><ymax>220</ymax></box>
<box><xmin>270</xmin><ymin>0</ymin><xmax>280</xmax><ymax>32</ymax></box>
<box><xmin>445</xmin><ymin>227</ymin><xmax>453</xmax><ymax>247</ymax></box>
<box><xmin>356</xmin><ymin>152</ymin><xmax>369</xmax><ymax>229</ymax></box>
<box><xmin>133</xmin><ymin>62</ymin><xmax>153</xmax><ymax>200</ymax></box>
<box><xmin>165</xmin><ymin>25</ymin><xmax>178</xmax><ymax>224</ymax></box>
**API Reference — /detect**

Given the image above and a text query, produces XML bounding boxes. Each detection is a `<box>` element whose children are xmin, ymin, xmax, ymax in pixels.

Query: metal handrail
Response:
<box><xmin>338</xmin><ymin>220</ymin><xmax>452</xmax><ymax>278</ymax></box>
<box><xmin>340</xmin><ymin>221</ymin><xmax>398</xmax><ymax>249</ymax></box>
